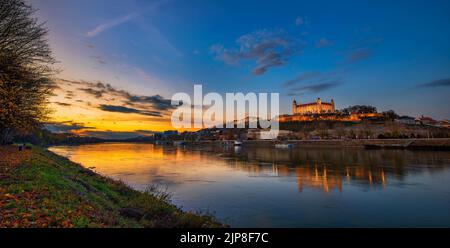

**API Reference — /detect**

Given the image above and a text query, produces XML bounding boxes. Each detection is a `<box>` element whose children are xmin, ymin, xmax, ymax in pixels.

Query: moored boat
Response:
<box><xmin>234</xmin><ymin>140</ymin><xmax>243</xmax><ymax>146</ymax></box>
<box><xmin>275</xmin><ymin>143</ymin><xmax>293</xmax><ymax>149</ymax></box>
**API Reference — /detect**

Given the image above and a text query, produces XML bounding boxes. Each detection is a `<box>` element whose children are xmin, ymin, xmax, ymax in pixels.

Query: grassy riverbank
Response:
<box><xmin>0</xmin><ymin>145</ymin><xmax>223</xmax><ymax>228</ymax></box>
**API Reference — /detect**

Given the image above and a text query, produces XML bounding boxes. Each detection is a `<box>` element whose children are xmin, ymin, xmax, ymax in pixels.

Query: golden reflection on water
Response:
<box><xmin>49</xmin><ymin>143</ymin><xmax>450</xmax><ymax>227</ymax></box>
<box><xmin>49</xmin><ymin>143</ymin><xmax>245</xmax><ymax>190</ymax></box>
<box><xmin>49</xmin><ymin>143</ymin><xmax>449</xmax><ymax>194</ymax></box>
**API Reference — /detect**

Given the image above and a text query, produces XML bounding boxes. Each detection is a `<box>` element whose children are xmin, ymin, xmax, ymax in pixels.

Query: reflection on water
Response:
<box><xmin>223</xmin><ymin>146</ymin><xmax>448</xmax><ymax>192</ymax></box>
<box><xmin>49</xmin><ymin>143</ymin><xmax>450</xmax><ymax>227</ymax></box>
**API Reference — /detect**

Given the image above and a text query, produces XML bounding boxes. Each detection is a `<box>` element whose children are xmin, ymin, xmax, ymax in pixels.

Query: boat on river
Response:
<box><xmin>234</xmin><ymin>140</ymin><xmax>243</xmax><ymax>146</ymax></box>
<box><xmin>275</xmin><ymin>143</ymin><xmax>293</xmax><ymax>149</ymax></box>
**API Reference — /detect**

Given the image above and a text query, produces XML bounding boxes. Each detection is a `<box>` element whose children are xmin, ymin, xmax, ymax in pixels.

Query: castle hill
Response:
<box><xmin>144</xmin><ymin>97</ymin><xmax>448</xmax><ymax>146</ymax></box>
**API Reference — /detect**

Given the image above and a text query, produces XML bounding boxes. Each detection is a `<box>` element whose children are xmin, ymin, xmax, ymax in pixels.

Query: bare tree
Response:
<box><xmin>334</xmin><ymin>122</ymin><xmax>347</xmax><ymax>139</ymax></box>
<box><xmin>0</xmin><ymin>0</ymin><xmax>56</xmax><ymax>144</ymax></box>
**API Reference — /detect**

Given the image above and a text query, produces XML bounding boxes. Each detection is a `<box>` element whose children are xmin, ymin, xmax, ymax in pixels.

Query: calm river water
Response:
<box><xmin>49</xmin><ymin>143</ymin><xmax>450</xmax><ymax>227</ymax></box>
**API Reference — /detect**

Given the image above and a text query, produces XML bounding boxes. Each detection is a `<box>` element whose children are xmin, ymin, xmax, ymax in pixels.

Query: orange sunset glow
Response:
<box><xmin>48</xmin><ymin>79</ymin><xmax>179</xmax><ymax>136</ymax></box>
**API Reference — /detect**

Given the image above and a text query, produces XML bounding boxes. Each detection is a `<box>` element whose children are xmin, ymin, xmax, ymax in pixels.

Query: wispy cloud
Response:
<box><xmin>91</xmin><ymin>55</ymin><xmax>107</xmax><ymax>65</ymax></box>
<box><xmin>85</xmin><ymin>13</ymin><xmax>137</xmax><ymax>38</ymax></box>
<box><xmin>295</xmin><ymin>16</ymin><xmax>305</xmax><ymax>26</ymax></box>
<box><xmin>127</xmin><ymin>94</ymin><xmax>174</xmax><ymax>111</ymax></box>
<box><xmin>53</xmin><ymin>102</ymin><xmax>72</xmax><ymax>107</ymax></box>
<box><xmin>340</xmin><ymin>38</ymin><xmax>382</xmax><ymax>64</ymax></box>
<box><xmin>283</xmin><ymin>72</ymin><xmax>322</xmax><ymax>87</ymax></box>
<box><xmin>283</xmin><ymin>70</ymin><xmax>343</xmax><ymax>96</ymax></box>
<box><xmin>315</xmin><ymin>38</ymin><xmax>333</xmax><ymax>48</ymax></box>
<box><xmin>417</xmin><ymin>78</ymin><xmax>450</xmax><ymax>88</ymax></box>
<box><xmin>54</xmin><ymin>79</ymin><xmax>174</xmax><ymax>116</ymax></box>
<box><xmin>344</xmin><ymin>47</ymin><xmax>373</xmax><ymax>64</ymax></box>
<box><xmin>85</xmin><ymin>1</ymin><xmax>167</xmax><ymax>38</ymax></box>
<box><xmin>44</xmin><ymin>121</ymin><xmax>95</xmax><ymax>133</ymax></box>
<box><xmin>210</xmin><ymin>29</ymin><xmax>304</xmax><ymax>75</ymax></box>
<box><xmin>65</xmin><ymin>91</ymin><xmax>75</xmax><ymax>99</ymax></box>
<box><xmin>78</xmin><ymin>131</ymin><xmax>152</xmax><ymax>139</ymax></box>
<box><xmin>99</xmin><ymin>104</ymin><xmax>163</xmax><ymax>117</ymax></box>
<box><xmin>287</xmin><ymin>81</ymin><xmax>342</xmax><ymax>96</ymax></box>
<box><xmin>78</xmin><ymin>87</ymin><xmax>105</xmax><ymax>98</ymax></box>
<box><xmin>134</xmin><ymin>67</ymin><xmax>160</xmax><ymax>84</ymax></box>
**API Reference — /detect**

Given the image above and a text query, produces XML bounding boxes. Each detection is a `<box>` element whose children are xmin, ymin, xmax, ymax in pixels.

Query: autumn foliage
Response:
<box><xmin>0</xmin><ymin>0</ymin><xmax>56</xmax><ymax>144</ymax></box>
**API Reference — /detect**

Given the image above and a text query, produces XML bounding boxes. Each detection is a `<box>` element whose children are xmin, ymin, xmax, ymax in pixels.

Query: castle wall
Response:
<box><xmin>294</xmin><ymin>104</ymin><xmax>334</xmax><ymax>114</ymax></box>
<box><xmin>293</xmin><ymin>99</ymin><xmax>335</xmax><ymax>114</ymax></box>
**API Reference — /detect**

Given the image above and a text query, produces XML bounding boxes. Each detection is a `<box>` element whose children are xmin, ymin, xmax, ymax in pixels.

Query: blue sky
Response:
<box><xmin>34</xmin><ymin>0</ymin><xmax>450</xmax><ymax>120</ymax></box>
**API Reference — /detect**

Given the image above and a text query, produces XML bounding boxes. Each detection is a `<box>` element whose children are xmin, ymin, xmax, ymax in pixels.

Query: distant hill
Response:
<box><xmin>13</xmin><ymin>128</ymin><xmax>154</xmax><ymax>146</ymax></box>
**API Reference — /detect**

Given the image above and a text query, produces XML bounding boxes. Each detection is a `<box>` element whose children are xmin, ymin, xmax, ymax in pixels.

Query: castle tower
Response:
<box><xmin>292</xmin><ymin>99</ymin><xmax>297</xmax><ymax>114</ymax></box>
<box><xmin>317</xmin><ymin>97</ymin><xmax>322</xmax><ymax>113</ymax></box>
<box><xmin>331</xmin><ymin>99</ymin><xmax>335</xmax><ymax>112</ymax></box>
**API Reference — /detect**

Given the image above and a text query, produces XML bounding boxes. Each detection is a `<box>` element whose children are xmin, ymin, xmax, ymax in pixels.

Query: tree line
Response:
<box><xmin>0</xmin><ymin>0</ymin><xmax>56</xmax><ymax>144</ymax></box>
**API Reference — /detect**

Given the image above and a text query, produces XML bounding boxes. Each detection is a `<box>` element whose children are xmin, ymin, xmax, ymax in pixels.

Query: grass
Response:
<box><xmin>0</xmin><ymin>145</ymin><xmax>224</xmax><ymax>228</ymax></box>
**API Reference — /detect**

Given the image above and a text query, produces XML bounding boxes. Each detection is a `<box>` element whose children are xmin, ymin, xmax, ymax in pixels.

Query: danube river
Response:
<box><xmin>49</xmin><ymin>143</ymin><xmax>450</xmax><ymax>227</ymax></box>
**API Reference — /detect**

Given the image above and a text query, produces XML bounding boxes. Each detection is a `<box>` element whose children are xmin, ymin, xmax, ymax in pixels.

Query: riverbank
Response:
<box><xmin>244</xmin><ymin>138</ymin><xmax>450</xmax><ymax>150</ymax></box>
<box><xmin>167</xmin><ymin>138</ymin><xmax>450</xmax><ymax>150</ymax></box>
<box><xmin>0</xmin><ymin>145</ymin><xmax>223</xmax><ymax>228</ymax></box>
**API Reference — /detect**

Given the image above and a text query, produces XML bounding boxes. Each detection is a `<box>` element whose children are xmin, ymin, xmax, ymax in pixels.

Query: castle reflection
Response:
<box><xmin>213</xmin><ymin>146</ymin><xmax>449</xmax><ymax>193</ymax></box>
<box><xmin>50</xmin><ymin>143</ymin><xmax>450</xmax><ymax>194</ymax></box>
<box><xmin>49</xmin><ymin>143</ymin><xmax>450</xmax><ymax>227</ymax></box>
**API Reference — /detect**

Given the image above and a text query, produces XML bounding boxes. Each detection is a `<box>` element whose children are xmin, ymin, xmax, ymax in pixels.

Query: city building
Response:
<box><xmin>395</xmin><ymin>116</ymin><xmax>416</xmax><ymax>125</ymax></box>
<box><xmin>416</xmin><ymin>116</ymin><xmax>437</xmax><ymax>126</ymax></box>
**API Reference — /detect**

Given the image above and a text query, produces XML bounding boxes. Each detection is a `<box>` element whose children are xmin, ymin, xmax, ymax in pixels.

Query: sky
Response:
<box><xmin>31</xmin><ymin>0</ymin><xmax>450</xmax><ymax>138</ymax></box>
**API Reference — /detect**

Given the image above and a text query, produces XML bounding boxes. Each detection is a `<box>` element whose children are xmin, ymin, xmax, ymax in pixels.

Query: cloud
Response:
<box><xmin>127</xmin><ymin>95</ymin><xmax>174</xmax><ymax>111</ymax></box>
<box><xmin>136</xmin><ymin>21</ymin><xmax>183</xmax><ymax>58</ymax></box>
<box><xmin>85</xmin><ymin>1</ymin><xmax>167</xmax><ymax>38</ymax></box>
<box><xmin>91</xmin><ymin>55</ymin><xmax>107</xmax><ymax>65</ymax></box>
<box><xmin>134</xmin><ymin>67</ymin><xmax>161</xmax><ymax>84</ymax></box>
<box><xmin>53</xmin><ymin>102</ymin><xmax>71</xmax><ymax>107</ymax></box>
<box><xmin>288</xmin><ymin>81</ymin><xmax>341</xmax><ymax>95</ymax></box>
<box><xmin>344</xmin><ymin>47</ymin><xmax>373</xmax><ymax>64</ymax></box>
<box><xmin>99</xmin><ymin>104</ymin><xmax>163</xmax><ymax>117</ymax></box>
<box><xmin>210</xmin><ymin>29</ymin><xmax>304</xmax><ymax>75</ymax></box>
<box><xmin>340</xmin><ymin>38</ymin><xmax>382</xmax><ymax>64</ymax></box>
<box><xmin>78</xmin><ymin>87</ymin><xmax>105</xmax><ymax>98</ymax></box>
<box><xmin>315</xmin><ymin>38</ymin><xmax>333</xmax><ymax>48</ymax></box>
<box><xmin>86</xmin><ymin>13</ymin><xmax>137</xmax><ymax>38</ymax></box>
<box><xmin>54</xmin><ymin>78</ymin><xmax>174</xmax><ymax>118</ymax></box>
<box><xmin>65</xmin><ymin>91</ymin><xmax>75</xmax><ymax>99</ymax></box>
<box><xmin>44</xmin><ymin>121</ymin><xmax>95</xmax><ymax>133</ymax></box>
<box><xmin>295</xmin><ymin>16</ymin><xmax>304</xmax><ymax>26</ymax></box>
<box><xmin>417</xmin><ymin>78</ymin><xmax>450</xmax><ymax>88</ymax></box>
<box><xmin>73</xmin><ymin>80</ymin><xmax>131</xmax><ymax>99</ymax></box>
<box><xmin>283</xmin><ymin>72</ymin><xmax>322</xmax><ymax>87</ymax></box>
<box><xmin>79</xmin><ymin>131</ymin><xmax>149</xmax><ymax>140</ymax></box>
<box><xmin>283</xmin><ymin>70</ymin><xmax>343</xmax><ymax>95</ymax></box>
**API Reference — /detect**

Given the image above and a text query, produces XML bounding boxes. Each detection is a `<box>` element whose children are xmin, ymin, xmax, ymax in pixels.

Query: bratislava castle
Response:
<box><xmin>292</xmin><ymin>98</ymin><xmax>335</xmax><ymax>115</ymax></box>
